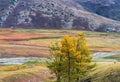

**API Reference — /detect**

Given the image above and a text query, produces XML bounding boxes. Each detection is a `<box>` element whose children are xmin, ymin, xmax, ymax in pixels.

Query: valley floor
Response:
<box><xmin>0</xmin><ymin>28</ymin><xmax>120</xmax><ymax>82</ymax></box>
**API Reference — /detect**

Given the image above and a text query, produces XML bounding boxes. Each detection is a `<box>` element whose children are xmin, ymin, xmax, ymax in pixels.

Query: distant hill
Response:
<box><xmin>76</xmin><ymin>0</ymin><xmax>120</xmax><ymax>21</ymax></box>
<box><xmin>0</xmin><ymin>0</ymin><xmax>120</xmax><ymax>33</ymax></box>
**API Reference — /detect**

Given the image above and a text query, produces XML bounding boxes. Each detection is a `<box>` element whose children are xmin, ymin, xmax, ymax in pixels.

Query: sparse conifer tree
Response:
<box><xmin>48</xmin><ymin>33</ymin><xmax>95</xmax><ymax>82</ymax></box>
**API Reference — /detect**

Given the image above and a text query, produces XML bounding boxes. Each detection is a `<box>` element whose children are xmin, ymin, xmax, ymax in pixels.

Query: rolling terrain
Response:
<box><xmin>76</xmin><ymin>0</ymin><xmax>120</xmax><ymax>21</ymax></box>
<box><xmin>0</xmin><ymin>0</ymin><xmax>120</xmax><ymax>32</ymax></box>
<box><xmin>0</xmin><ymin>28</ymin><xmax>120</xmax><ymax>58</ymax></box>
<box><xmin>0</xmin><ymin>0</ymin><xmax>120</xmax><ymax>82</ymax></box>
<box><xmin>0</xmin><ymin>28</ymin><xmax>119</xmax><ymax>82</ymax></box>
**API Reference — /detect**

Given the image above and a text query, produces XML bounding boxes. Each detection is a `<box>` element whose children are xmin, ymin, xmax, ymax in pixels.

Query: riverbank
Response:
<box><xmin>0</xmin><ymin>50</ymin><xmax>119</xmax><ymax>65</ymax></box>
<box><xmin>0</xmin><ymin>29</ymin><xmax>120</xmax><ymax>82</ymax></box>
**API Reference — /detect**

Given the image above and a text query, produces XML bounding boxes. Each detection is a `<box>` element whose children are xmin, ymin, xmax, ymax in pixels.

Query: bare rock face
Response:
<box><xmin>0</xmin><ymin>0</ymin><xmax>75</xmax><ymax>29</ymax></box>
<box><xmin>0</xmin><ymin>0</ymin><xmax>120</xmax><ymax>33</ymax></box>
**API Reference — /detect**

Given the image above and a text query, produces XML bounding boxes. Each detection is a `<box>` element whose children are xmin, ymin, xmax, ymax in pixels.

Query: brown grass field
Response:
<box><xmin>0</xmin><ymin>28</ymin><xmax>120</xmax><ymax>57</ymax></box>
<box><xmin>0</xmin><ymin>28</ymin><xmax>120</xmax><ymax>82</ymax></box>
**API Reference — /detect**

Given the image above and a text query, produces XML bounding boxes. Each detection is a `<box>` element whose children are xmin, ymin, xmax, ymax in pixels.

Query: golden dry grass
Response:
<box><xmin>0</xmin><ymin>65</ymin><xmax>48</xmax><ymax>79</ymax></box>
<box><xmin>0</xmin><ymin>62</ymin><xmax>119</xmax><ymax>82</ymax></box>
<box><xmin>0</xmin><ymin>29</ymin><xmax>120</xmax><ymax>57</ymax></box>
<box><xmin>89</xmin><ymin>62</ymin><xmax>120</xmax><ymax>82</ymax></box>
<box><xmin>0</xmin><ymin>28</ymin><xmax>120</xmax><ymax>81</ymax></box>
<box><xmin>0</xmin><ymin>43</ymin><xmax>49</xmax><ymax>57</ymax></box>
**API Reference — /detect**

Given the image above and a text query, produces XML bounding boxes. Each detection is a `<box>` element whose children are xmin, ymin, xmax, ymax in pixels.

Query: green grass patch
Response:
<box><xmin>13</xmin><ymin>28</ymin><xmax>64</xmax><ymax>33</ymax></box>
<box><xmin>0</xmin><ymin>65</ymin><xmax>26</xmax><ymax>71</ymax></box>
<box><xmin>23</xmin><ymin>61</ymin><xmax>44</xmax><ymax>67</ymax></box>
<box><xmin>0</xmin><ymin>61</ymin><xmax>45</xmax><ymax>72</ymax></box>
<box><xmin>30</xmin><ymin>36</ymin><xmax>62</xmax><ymax>40</ymax></box>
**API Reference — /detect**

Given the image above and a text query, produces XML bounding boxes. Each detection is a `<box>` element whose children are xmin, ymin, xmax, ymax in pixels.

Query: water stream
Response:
<box><xmin>0</xmin><ymin>57</ymin><xmax>48</xmax><ymax>65</ymax></box>
<box><xmin>0</xmin><ymin>51</ymin><xmax>119</xmax><ymax>65</ymax></box>
<box><xmin>93</xmin><ymin>51</ymin><xmax>120</xmax><ymax>62</ymax></box>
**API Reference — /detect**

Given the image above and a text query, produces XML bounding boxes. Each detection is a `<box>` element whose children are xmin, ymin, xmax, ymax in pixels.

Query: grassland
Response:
<box><xmin>0</xmin><ymin>64</ymin><xmax>50</xmax><ymax>82</ymax></box>
<box><xmin>0</xmin><ymin>28</ymin><xmax>120</xmax><ymax>82</ymax></box>
<box><xmin>0</xmin><ymin>28</ymin><xmax>120</xmax><ymax>57</ymax></box>
<box><xmin>0</xmin><ymin>62</ymin><xmax>119</xmax><ymax>82</ymax></box>
<box><xmin>90</xmin><ymin>62</ymin><xmax>120</xmax><ymax>82</ymax></box>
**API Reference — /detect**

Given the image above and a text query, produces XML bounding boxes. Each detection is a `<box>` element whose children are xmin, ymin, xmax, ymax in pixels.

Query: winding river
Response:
<box><xmin>0</xmin><ymin>51</ymin><xmax>119</xmax><ymax>65</ymax></box>
<box><xmin>93</xmin><ymin>51</ymin><xmax>120</xmax><ymax>62</ymax></box>
<box><xmin>0</xmin><ymin>57</ymin><xmax>48</xmax><ymax>65</ymax></box>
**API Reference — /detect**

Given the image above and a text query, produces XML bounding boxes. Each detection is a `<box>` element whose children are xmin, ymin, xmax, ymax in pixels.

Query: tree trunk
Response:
<box><xmin>57</xmin><ymin>56</ymin><xmax>62</xmax><ymax>82</ymax></box>
<box><xmin>76</xmin><ymin>77</ymin><xmax>80</xmax><ymax>82</ymax></box>
<box><xmin>57</xmin><ymin>76</ymin><xmax>60</xmax><ymax>82</ymax></box>
<box><xmin>68</xmin><ymin>51</ymin><xmax>70</xmax><ymax>82</ymax></box>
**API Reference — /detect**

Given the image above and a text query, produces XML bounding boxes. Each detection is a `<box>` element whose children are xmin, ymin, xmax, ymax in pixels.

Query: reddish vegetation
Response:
<box><xmin>0</xmin><ymin>33</ymin><xmax>40</xmax><ymax>40</ymax></box>
<box><xmin>0</xmin><ymin>31</ymin><xmax>60</xmax><ymax>58</ymax></box>
<box><xmin>0</xmin><ymin>29</ymin><xmax>63</xmax><ymax>41</ymax></box>
<box><xmin>0</xmin><ymin>29</ymin><xmax>119</xmax><ymax>58</ymax></box>
<box><xmin>2</xmin><ymin>70</ymin><xmax>51</xmax><ymax>82</ymax></box>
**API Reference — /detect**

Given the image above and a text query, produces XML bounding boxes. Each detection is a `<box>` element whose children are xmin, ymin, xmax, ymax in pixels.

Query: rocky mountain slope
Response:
<box><xmin>76</xmin><ymin>0</ymin><xmax>120</xmax><ymax>21</ymax></box>
<box><xmin>0</xmin><ymin>0</ymin><xmax>120</xmax><ymax>32</ymax></box>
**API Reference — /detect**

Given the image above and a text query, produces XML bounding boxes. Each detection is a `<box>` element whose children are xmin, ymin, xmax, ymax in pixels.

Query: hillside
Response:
<box><xmin>90</xmin><ymin>62</ymin><xmax>120</xmax><ymax>82</ymax></box>
<box><xmin>76</xmin><ymin>0</ymin><xmax>120</xmax><ymax>21</ymax></box>
<box><xmin>0</xmin><ymin>0</ymin><xmax>120</xmax><ymax>32</ymax></box>
<box><xmin>0</xmin><ymin>62</ymin><xmax>119</xmax><ymax>82</ymax></box>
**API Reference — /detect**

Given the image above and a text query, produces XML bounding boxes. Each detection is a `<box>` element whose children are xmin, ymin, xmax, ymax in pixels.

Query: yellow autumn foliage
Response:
<box><xmin>48</xmin><ymin>33</ymin><xmax>95</xmax><ymax>82</ymax></box>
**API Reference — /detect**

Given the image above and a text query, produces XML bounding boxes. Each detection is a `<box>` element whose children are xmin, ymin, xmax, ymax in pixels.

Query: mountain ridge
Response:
<box><xmin>0</xmin><ymin>0</ymin><xmax>120</xmax><ymax>32</ymax></box>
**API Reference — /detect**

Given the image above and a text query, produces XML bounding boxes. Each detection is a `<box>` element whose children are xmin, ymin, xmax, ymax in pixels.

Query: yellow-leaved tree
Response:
<box><xmin>48</xmin><ymin>33</ymin><xmax>95</xmax><ymax>82</ymax></box>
